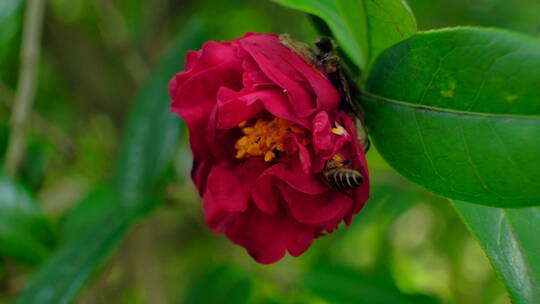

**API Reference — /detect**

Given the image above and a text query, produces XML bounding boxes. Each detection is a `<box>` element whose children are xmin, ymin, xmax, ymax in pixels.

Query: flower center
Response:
<box><xmin>235</xmin><ymin>117</ymin><xmax>305</xmax><ymax>162</ymax></box>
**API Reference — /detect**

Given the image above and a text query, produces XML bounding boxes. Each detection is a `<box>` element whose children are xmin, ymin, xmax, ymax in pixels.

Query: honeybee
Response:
<box><xmin>313</xmin><ymin>37</ymin><xmax>370</xmax><ymax>152</ymax></box>
<box><xmin>322</xmin><ymin>155</ymin><xmax>364</xmax><ymax>190</ymax></box>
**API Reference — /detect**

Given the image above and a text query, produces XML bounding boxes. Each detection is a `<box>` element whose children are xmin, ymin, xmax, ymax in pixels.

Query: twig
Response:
<box><xmin>4</xmin><ymin>0</ymin><xmax>47</xmax><ymax>176</ymax></box>
<box><xmin>0</xmin><ymin>81</ymin><xmax>73</xmax><ymax>156</ymax></box>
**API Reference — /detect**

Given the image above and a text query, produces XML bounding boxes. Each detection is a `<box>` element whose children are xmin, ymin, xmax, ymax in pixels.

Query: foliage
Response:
<box><xmin>11</xmin><ymin>22</ymin><xmax>206</xmax><ymax>304</ymax></box>
<box><xmin>364</xmin><ymin>28</ymin><xmax>540</xmax><ymax>208</ymax></box>
<box><xmin>272</xmin><ymin>0</ymin><xmax>416</xmax><ymax>71</ymax></box>
<box><xmin>453</xmin><ymin>202</ymin><xmax>540</xmax><ymax>304</ymax></box>
<box><xmin>0</xmin><ymin>174</ymin><xmax>54</xmax><ymax>265</ymax></box>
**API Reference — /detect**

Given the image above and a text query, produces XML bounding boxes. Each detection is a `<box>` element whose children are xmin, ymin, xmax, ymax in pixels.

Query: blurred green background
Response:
<box><xmin>1</xmin><ymin>0</ymin><xmax>540</xmax><ymax>303</ymax></box>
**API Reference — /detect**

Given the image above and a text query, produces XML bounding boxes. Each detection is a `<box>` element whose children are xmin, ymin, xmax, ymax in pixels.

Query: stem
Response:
<box><xmin>0</xmin><ymin>81</ymin><xmax>73</xmax><ymax>157</ymax></box>
<box><xmin>4</xmin><ymin>0</ymin><xmax>47</xmax><ymax>176</ymax></box>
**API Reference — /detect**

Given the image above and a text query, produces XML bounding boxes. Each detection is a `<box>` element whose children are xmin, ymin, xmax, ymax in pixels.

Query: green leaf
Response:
<box><xmin>13</xmin><ymin>23</ymin><xmax>207</xmax><ymax>304</ymax></box>
<box><xmin>301</xmin><ymin>264</ymin><xmax>441</xmax><ymax>304</ymax></box>
<box><xmin>12</xmin><ymin>201</ymin><xmax>138</xmax><ymax>304</ymax></box>
<box><xmin>0</xmin><ymin>174</ymin><xmax>54</xmax><ymax>264</ymax></box>
<box><xmin>362</xmin><ymin>27</ymin><xmax>540</xmax><ymax>207</ymax></box>
<box><xmin>357</xmin><ymin>0</ymin><xmax>417</xmax><ymax>69</ymax></box>
<box><xmin>0</xmin><ymin>126</ymin><xmax>47</xmax><ymax>191</ymax></box>
<box><xmin>60</xmin><ymin>186</ymin><xmax>120</xmax><ymax>243</ymax></box>
<box><xmin>453</xmin><ymin>201</ymin><xmax>540</xmax><ymax>304</ymax></box>
<box><xmin>271</xmin><ymin>0</ymin><xmax>416</xmax><ymax>70</ymax></box>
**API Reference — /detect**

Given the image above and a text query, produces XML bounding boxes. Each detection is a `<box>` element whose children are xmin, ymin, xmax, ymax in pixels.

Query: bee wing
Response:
<box><xmin>279</xmin><ymin>34</ymin><xmax>318</xmax><ymax>67</ymax></box>
<box><xmin>354</xmin><ymin>113</ymin><xmax>370</xmax><ymax>152</ymax></box>
<box><xmin>337</xmin><ymin>66</ymin><xmax>371</xmax><ymax>153</ymax></box>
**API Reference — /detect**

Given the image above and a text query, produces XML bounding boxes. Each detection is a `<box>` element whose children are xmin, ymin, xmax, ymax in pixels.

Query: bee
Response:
<box><xmin>322</xmin><ymin>155</ymin><xmax>364</xmax><ymax>190</ymax></box>
<box><xmin>314</xmin><ymin>37</ymin><xmax>369</xmax><ymax>191</ymax></box>
<box><xmin>314</xmin><ymin>37</ymin><xmax>370</xmax><ymax>152</ymax></box>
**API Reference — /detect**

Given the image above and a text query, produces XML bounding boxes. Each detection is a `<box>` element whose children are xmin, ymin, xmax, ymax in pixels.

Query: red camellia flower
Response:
<box><xmin>169</xmin><ymin>33</ymin><xmax>370</xmax><ymax>264</ymax></box>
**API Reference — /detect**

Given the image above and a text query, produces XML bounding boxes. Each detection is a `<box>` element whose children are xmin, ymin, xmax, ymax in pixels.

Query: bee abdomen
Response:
<box><xmin>328</xmin><ymin>169</ymin><xmax>364</xmax><ymax>190</ymax></box>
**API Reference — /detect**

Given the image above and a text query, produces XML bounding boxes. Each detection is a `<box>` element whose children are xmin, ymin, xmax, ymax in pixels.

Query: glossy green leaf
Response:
<box><xmin>453</xmin><ymin>201</ymin><xmax>540</xmax><ymax>304</ymax></box>
<box><xmin>363</xmin><ymin>27</ymin><xmax>540</xmax><ymax>207</ymax></box>
<box><xmin>301</xmin><ymin>264</ymin><xmax>441</xmax><ymax>304</ymax></box>
<box><xmin>13</xmin><ymin>24</ymin><xmax>207</xmax><ymax>304</ymax></box>
<box><xmin>271</xmin><ymin>0</ymin><xmax>416</xmax><ymax>70</ymax></box>
<box><xmin>0</xmin><ymin>174</ymin><xmax>54</xmax><ymax>264</ymax></box>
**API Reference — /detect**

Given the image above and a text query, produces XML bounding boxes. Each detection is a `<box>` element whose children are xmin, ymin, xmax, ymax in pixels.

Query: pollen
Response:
<box><xmin>235</xmin><ymin>117</ymin><xmax>306</xmax><ymax>162</ymax></box>
<box><xmin>332</xmin><ymin>154</ymin><xmax>343</xmax><ymax>162</ymax></box>
<box><xmin>331</xmin><ymin>123</ymin><xmax>346</xmax><ymax>135</ymax></box>
<box><xmin>331</xmin><ymin>154</ymin><xmax>345</xmax><ymax>168</ymax></box>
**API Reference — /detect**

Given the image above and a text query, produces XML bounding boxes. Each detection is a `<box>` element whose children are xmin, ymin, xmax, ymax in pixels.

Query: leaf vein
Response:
<box><xmin>418</xmin><ymin>46</ymin><xmax>458</xmax><ymax>105</ymax></box>
<box><xmin>458</xmin><ymin>120</ymin><xmax>506</xmax><ymax>199</ymax></box>
<box><xmin>413</xmin><ymin>111</ymin><xmax>448</xmax><ymax>184</ymax></box>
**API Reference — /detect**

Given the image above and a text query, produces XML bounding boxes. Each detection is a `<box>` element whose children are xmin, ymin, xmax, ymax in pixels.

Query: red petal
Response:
<box><xmin>217</xmin><ymin>86</ymin><xmax>310</xmax><ymax>129</ymax></box>
<box><xmin>226</xmin><ymin>206</ymin><xmax>314</xmax><ymax>264</ymax></box>
<box><xmin>168</xmin><ymin>50</ymin><xmax>201</xmax><ymax>99</ymax></box>
<box><xmin>312</xmin><ymin>111</ymin><xmax>333</xmax><ymax>153</ymax></box>
<box><xmin>238</xmin><ymin>34</ymin><xmax>340</xmax><ymax>118</ymax></box>
<box><xmin>191</xmin><ymin>158</ymin><xmax>213</xmax><ymax>194</ymax></box>
<box><xmin>172</xmin><ymin>63</ymin><xmax>243</xmax><ymax>156</ymax></box>
<box><xmin>242</xmin><ymin>57</ymin><xmax>273</xmax><ymax>88</ymax></box>
<box><xmin>216</xmin><ymin>87</ymin><xmax>265</xmax><ymax>129</ymax></box>
<box><xmin>279</xmin><ymin>184</ymin><xmax>353</xmax><ymax>225</ymax></box>
<box><xmin>251</xmin><ymin>176</ymin><xmax>282</xmax><ymax>215</ymax></box>
<box><xmin>202</xmin><ymin>187</ymin><xmax>238</xmax><ymax>233</ymax></box>
<box><xmin>206</xmin><ymin>163</ymin><xmax>248</xmax><ymax>212</ymax></box>
<box><xmin>293</xmin><ymin>136</ymin><xmax>312</xmax><ymax>173</ymax></box>
<box><xmin>256</xmin><ymin>162</ymin><xmax>328</xmax><ymax>195</ymax></box>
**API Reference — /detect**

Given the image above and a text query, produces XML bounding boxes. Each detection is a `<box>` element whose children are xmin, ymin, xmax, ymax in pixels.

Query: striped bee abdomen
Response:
<box><xmin>325</xmin><ymin>168</ymin><xmax>364</xmax><ymax>190</ymax></box>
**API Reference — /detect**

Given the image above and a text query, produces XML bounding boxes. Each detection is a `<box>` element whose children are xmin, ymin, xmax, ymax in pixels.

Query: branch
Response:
<box><xmin>0</xmin><ymin>81</ymin><xmax>73</xmax><ymax>157</ymax></box>
<box><xmin>4</xmin><ymin>0</ymin><xmax>47</xmax><ymax>176</ymax></box>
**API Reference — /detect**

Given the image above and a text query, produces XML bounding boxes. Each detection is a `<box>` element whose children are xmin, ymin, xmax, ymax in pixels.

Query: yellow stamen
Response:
<box><xmin>331</xmin><ymin>154</ymin><xmax>345</xmax><ymax>168</ymax></box>
<box><xmin>234</xmin><ymin>117</ymin><xmax>307</xmax><ymax>162</ymax></box>
<box><xmin>331</xmin><ymin>124</ymin><xmax>346</xmax><ymax>135</ymax></box>
<box><xmin>264</xmin><ymin>151</ymin><xmax>276</xmax><ymax>162</ymax></box>
<box><xmin>332</xmin><ymin>154</ymin><xmax>343</xmax><ymax>162</ymax></box>
<box><xmin>242</xmin><ymin>127</ymin><xmax>255</xmax><ymax>135</ymax></box>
